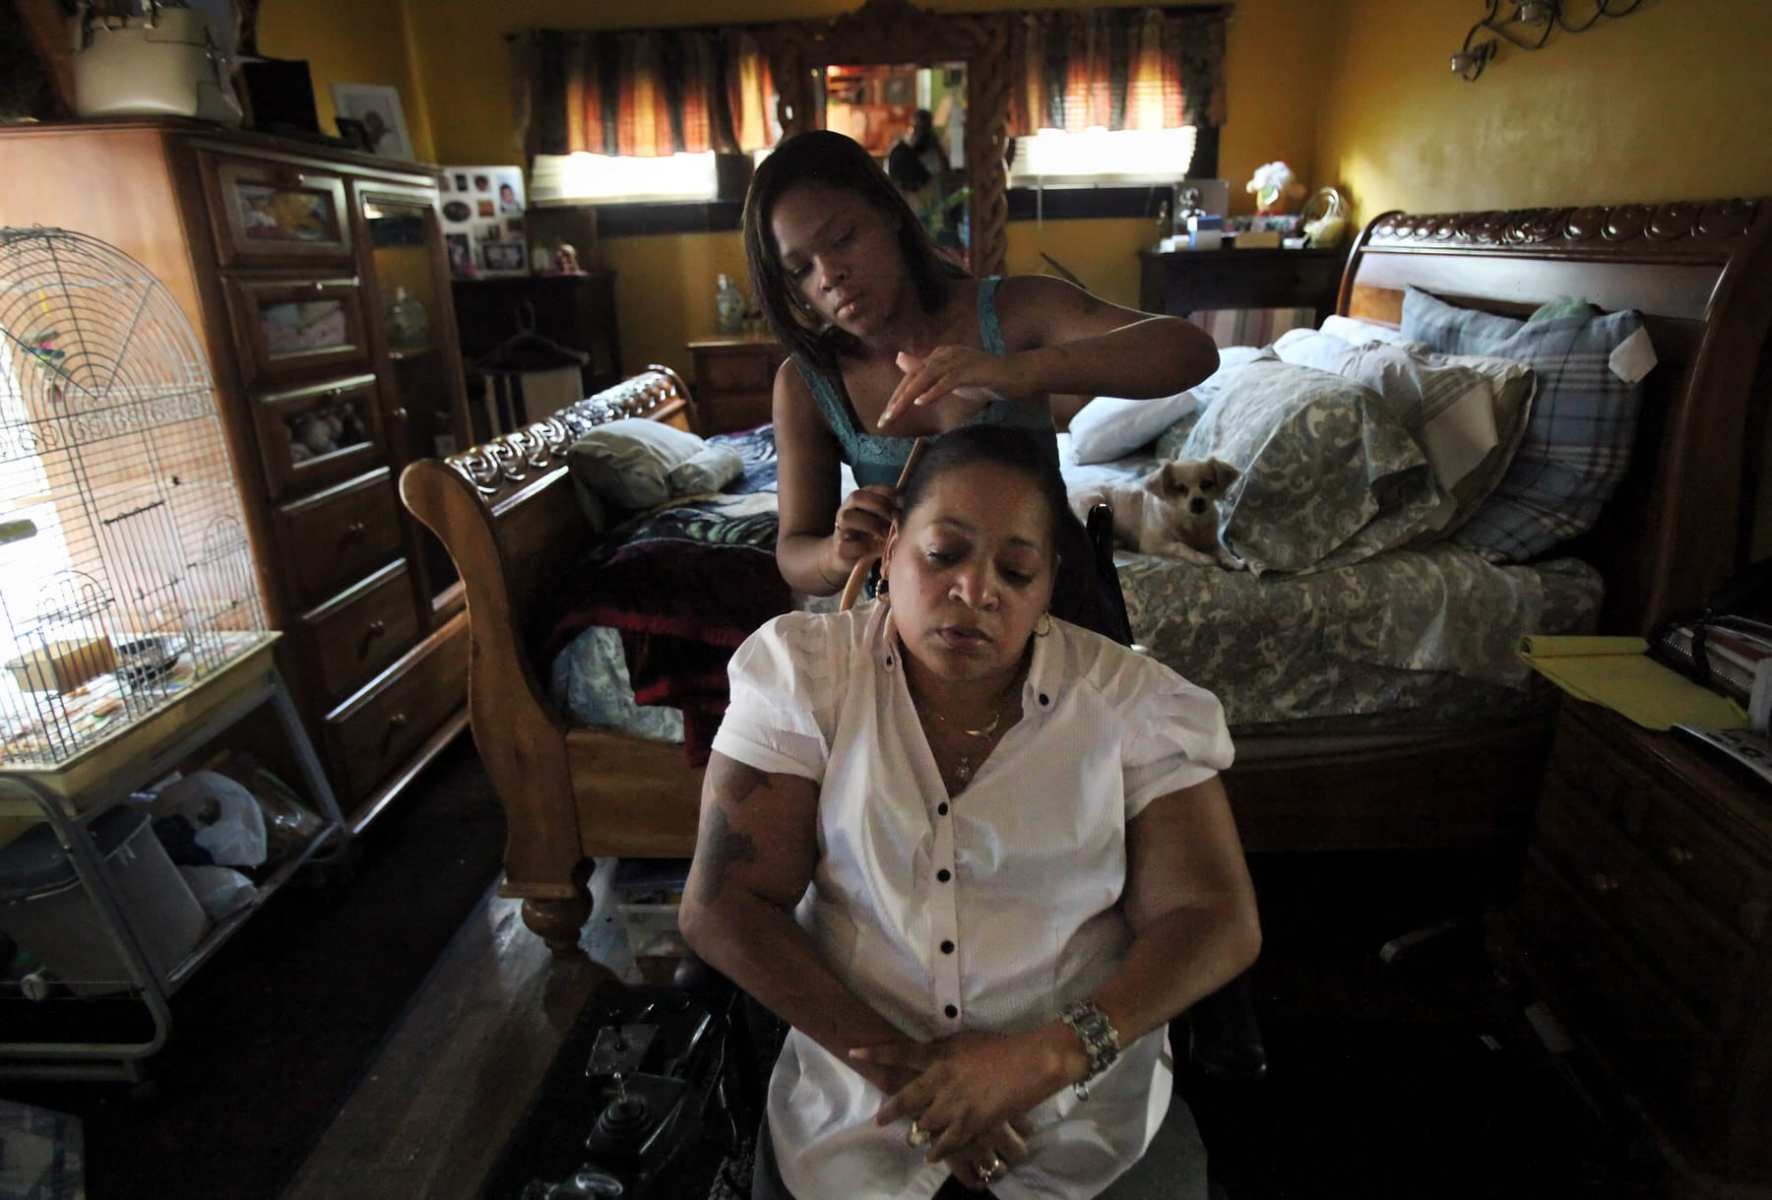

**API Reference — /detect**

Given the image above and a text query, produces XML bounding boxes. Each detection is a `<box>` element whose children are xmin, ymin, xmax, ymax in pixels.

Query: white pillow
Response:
<box><xmin>1068</xmin><ymin>347</ymin><xmax>1271</xmax><ymax>465</ymax></box>
<box><xmin>1068</xmin><ymin>390</ymin><xmax>1199</xmax><ymax>464</ymax></box>
<box><xmin>1274</xmin><ymin>333</ymin><xmax>1537</xmax><ymax>537</ymax></box>
<box><xmin>666</xmin><ymin>443</ymin><xmax>744</xmax><ymax>495</ymax></box>
<box><xmin>1319</xmin><ymin>314</ymin><xmax>1416</xmax><ymax>346</ymax></box>
<box><xmin>567</xmin><ymin>418</ymin><xmax>706</xmax><ymax>510</ymax></box>
<box><xmin>1272</xmin><ymin>327</ymin><xmax>1358</xmax><ymax>374</ymax></box>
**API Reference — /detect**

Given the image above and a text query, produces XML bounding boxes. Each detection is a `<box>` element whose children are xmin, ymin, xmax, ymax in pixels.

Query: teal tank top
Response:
<box><xmin>793</xmin><ymin>276</ymin><xmax>1058</xmax><ymax>488</ymax></box>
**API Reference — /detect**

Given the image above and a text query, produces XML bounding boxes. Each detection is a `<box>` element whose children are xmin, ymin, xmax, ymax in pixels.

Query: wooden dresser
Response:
<box><xmin>1491</xmin><ymin>700</ymin><xmax>1772</xmax><ymax>1188</ymax></box>
<box><xmin>1137</xmin><ymin>246</ymin><xmax>1346</xmax><ymax>326</ymax></box>
<box><xmin>0</xmin><ymin>119</ymin><xmax>472</xmax><ymax>833</ymax></box>
<box><xmin>686</xmin><ymin>335</ymin><xmax>786</xmax><ymax>435</ymax></box>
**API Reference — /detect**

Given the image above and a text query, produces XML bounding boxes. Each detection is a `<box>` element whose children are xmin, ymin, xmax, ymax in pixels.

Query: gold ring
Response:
<box><xmin>907</xmin><ymin>1119</ymin><xmax>933</xmax><ymax>1149</ymax></box>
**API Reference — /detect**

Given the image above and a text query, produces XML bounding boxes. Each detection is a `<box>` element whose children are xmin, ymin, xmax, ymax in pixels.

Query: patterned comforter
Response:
<box><xmin>549</xmin><ymin>428</ymin><xmax>1603</xmax><ymax>739</ymax></box>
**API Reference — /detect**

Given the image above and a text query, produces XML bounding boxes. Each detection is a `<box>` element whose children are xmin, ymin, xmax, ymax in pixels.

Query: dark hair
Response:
<box><xmin>742</xmin><ymin>130</ymin><xmax>967</xmax><ymax>372</ymax></box>
<box><xmin>899</xmin><ymin>425</ymin><xmax>1075</xmax><ymax>561</ymax></box>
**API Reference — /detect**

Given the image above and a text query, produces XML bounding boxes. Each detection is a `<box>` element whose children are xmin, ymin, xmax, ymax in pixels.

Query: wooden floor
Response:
<box><xmin>283</xmin><ymin>862</ymin><xmax>635</xmax><ymax>1200</ymax></box>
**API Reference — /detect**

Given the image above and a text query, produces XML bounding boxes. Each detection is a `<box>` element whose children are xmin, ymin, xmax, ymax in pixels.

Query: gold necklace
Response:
<box><xmin>914</xmin><ymin>679</ymin><xmax>1019</xmax><ymax>786</ymax></box>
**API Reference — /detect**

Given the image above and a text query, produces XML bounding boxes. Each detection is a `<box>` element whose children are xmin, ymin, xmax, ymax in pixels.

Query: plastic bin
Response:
<box><xmin>0</xmin><ymin>806</ymin><xmax>209</xmax><ymax>996</ymax></box>
<box><xmin>612</xmin><ymin>859</ymin><xmax>690</xmax><ymax>986</ymax></box>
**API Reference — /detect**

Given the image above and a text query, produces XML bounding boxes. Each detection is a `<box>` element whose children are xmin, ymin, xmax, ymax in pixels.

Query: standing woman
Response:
<box><xmin>741</xmin><ymin>129</ymin><xmax>1220</xmax><ymax>602</ymax></box>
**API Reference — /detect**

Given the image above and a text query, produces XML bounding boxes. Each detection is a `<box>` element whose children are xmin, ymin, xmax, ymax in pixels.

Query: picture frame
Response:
<box><xmin>482</xmin><ymin>242</ymin><xmax>527</xmax><ymax>272</ymax></box>
<box><xmin>329</xmin><ymin>82</ymin><xmax>415</xmax><ymax>161</ymax></box>
<box><xmin>445</xmin><ymin>233</ymin><xmax>474</xmax><ymax>278</ymax></box>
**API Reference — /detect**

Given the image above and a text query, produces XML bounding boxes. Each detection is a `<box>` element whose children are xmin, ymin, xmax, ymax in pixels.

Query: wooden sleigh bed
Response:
<box><xmin>401</xmin><ymin>199</ymin><xmax>1772</xmax><ymax>955</ymax></box>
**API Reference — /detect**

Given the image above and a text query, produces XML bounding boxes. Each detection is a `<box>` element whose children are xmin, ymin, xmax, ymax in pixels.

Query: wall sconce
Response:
<box><xmin>1452</xmin><ymin>0</ymin><xmax>1646</xmax><ymax>81</ymax></box>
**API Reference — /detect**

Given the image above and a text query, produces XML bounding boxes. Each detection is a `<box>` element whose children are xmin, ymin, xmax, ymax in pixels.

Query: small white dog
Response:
<box><xmin>1073</xmin><ymin>458</ymin><xmax>1247</xmax><ymax>570</ymax></box>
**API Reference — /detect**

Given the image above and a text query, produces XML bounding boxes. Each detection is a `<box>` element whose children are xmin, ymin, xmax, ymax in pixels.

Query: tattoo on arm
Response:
<box><xmin>694</xmin><ymin>756</ymin><xmax>769</xmax><ymax>905</ymax></box>
<box><xmin>696</xmin><ymin>806</ymin><xmax>759</xmax><ymax>906</ymax></box>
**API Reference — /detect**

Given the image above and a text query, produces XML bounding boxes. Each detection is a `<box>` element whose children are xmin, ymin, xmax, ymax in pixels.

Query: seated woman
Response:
<box><xmin>680</xmin><ymin>426</ymin><xmax>1261</xmax><ymax>1199</ymax></box>
<box><xmin>742</xmin><ymin>129</ymin><xmax>1220</xmax><ymax>602</ymax></box>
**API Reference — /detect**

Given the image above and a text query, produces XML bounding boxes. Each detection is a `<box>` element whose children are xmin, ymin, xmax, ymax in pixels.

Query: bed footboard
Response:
<box><xmin>400</xmin><ymin>368</ymin><xmax>696</xmax><ymax>955</ymax></box>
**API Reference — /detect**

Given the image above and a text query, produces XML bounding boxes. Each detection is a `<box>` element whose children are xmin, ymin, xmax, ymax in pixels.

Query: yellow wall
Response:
<box><xmin>256</xmin><ymin>0</ymin><xmax>435</xmax><ymax>163</ymax></box>
<box><xmin>398</xmin><ymin>0</ymin><xmax>1335</xmax><ymax>377</ymax></box>
<box><xmin>401</xmin><ymin>0</ymin><xmax>1334</xmax><ymax>192</ymax></box>
<box><xmin>259</xmin><ymin>0</ymin><xmax>1340</xmax><ymax>377</ymax></box>
<box><xmin>1315</xmin><ymin>0</ymin><xmax>1772</xmax><ymax>223</ymax></box>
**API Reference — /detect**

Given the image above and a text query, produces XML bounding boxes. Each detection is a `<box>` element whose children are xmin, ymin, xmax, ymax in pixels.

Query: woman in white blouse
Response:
<box><xmin>681</xmin><ymin>425</ymin><xmax>1260</xmax><ymax>1199</ymax></box>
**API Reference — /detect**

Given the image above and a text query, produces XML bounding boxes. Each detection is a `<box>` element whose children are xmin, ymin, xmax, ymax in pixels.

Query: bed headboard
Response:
<box><xmin>1339</xmin><ymin>199</ymin><xmax>1772</xmax><ymax>636</ymax></box>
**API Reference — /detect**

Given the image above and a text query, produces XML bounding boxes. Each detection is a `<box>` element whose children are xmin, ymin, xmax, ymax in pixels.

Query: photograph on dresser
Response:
<box><xmin>439</xmin><ymin>164</ymin><xmax>528</xmax><ymax>278</ymax></box>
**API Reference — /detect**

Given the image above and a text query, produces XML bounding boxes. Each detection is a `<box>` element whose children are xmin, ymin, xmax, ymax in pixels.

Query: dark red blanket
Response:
<box><xmin>543</xmin><ymin>492</ymin><xmax>789</xmax><ymax>765</ymax></box>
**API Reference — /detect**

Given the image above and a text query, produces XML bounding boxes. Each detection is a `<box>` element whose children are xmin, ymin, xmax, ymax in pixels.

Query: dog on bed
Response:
<box><xmin>1072</xmin><ymin>458</ymin><xmax>1247</xmax><ymax>570</ymax></box>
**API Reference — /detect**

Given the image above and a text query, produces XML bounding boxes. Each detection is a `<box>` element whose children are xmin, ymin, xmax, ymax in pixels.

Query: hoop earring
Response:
<box><xmin>1035</xmin><ymin>612</ymin><xmax>1053</xmax><ymax>638</ymax></box>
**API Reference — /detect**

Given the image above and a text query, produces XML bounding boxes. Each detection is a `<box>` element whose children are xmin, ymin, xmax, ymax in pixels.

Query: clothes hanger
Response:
<box><xmin>470</xmin><ymin>300</ymin><xmax>590</xmax><ymax>374</ymax></box>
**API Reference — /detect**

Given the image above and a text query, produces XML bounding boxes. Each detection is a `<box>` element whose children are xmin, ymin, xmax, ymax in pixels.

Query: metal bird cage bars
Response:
<box><xmin>0</xmin><ymin>227</ymin><xmax>271</xmax><ymax>768</ymax></box>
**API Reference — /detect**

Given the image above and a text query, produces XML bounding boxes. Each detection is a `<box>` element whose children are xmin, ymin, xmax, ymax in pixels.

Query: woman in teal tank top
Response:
<box><xmin>741</xmin><ymin>130</ymin><xmax>1220</xmax><ymax>599</ymax></box>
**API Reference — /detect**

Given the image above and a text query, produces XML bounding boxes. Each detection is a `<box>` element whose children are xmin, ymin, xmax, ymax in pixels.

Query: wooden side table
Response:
<box><xmin>1137</xmin><ymin>247</ymin><xmax>1347</xmax><ymax>326</ymax></box>
<box><xmin>1489</xmin><ymin>699</ymin><xmax>1772</xmax><ymax>1189</ymax></box>
<box><xmin>686</xmin><ymin>335</ymin><xmax>787</xmax><ymax>436</ymax></box>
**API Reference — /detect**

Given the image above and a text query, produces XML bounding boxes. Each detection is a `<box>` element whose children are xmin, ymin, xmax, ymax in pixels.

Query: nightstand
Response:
<box><xmin>1490</xmin><ymin>699</ymin><xmax>1772</xmax><ymax>1188</ymax></box>
<box><xmin>686</xmin><ymin>335</ymin><xmax>787</xmax><ymax>435</ymax></box>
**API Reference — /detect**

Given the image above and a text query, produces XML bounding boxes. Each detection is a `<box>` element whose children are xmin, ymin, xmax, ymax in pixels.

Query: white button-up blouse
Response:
<box><xmin>710</xmin><ymin>603</ymin><xmax>1234</xmax><ymax>1200</ymax></box>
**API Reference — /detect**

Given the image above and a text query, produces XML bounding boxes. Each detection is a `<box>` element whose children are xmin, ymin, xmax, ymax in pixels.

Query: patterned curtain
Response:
<box><xmin>1006</xmin><ymin>7</ymin><xmax>1225</xmax><ymax>137</ymax></box>
<box><xmin>513</xmin><ymin>28</ymin><xmax>778</xmax><ymax>160</ymax></box>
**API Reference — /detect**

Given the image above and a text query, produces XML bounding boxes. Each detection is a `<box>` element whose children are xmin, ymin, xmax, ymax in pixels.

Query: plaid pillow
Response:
<box><xmin>1402</xmin><ymin>286</ymin><xmax>1648</xmax><ymax>562</ymax></box>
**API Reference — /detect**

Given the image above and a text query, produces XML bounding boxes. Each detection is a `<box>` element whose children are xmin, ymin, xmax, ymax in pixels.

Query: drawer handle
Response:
<box><xmin>1590</xmin><ymin>872</ymin><xmax>1620</xmax><ymax>895</ymax></box>
<box><xmin>1667</xmin><ymin>845</ymin><xmax>1695</xmax><ymax>867</ymax></box>
<box><xmin>388</xmin><ymin>711</ymin><xmax>409</xmax><ymax>730</ymax></box>
<box><xmin>343</xmin><ymin>520</ymin><xmax>367</xmax><ymax>540</ymax></box>
<box><xmin>392</xmin><ymin>407</ymin><xmax>409</xmax><ymax>422</ymax></box>
<box><xmin>366</xmin><ymin>619</ymin><xmax>387</xmax><ymax>638</ymax></box>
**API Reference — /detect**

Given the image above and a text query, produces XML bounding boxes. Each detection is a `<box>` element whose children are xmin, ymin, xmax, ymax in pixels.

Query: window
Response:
<box><xmin>1008</xmin><ymin>126</ymin><xmax>1197</xmax><ymax>186</ymax></box>
<box><xmin>530</xmin><ymin>151</ymin><xmax>723</xmax><ymax>205</ymax></box>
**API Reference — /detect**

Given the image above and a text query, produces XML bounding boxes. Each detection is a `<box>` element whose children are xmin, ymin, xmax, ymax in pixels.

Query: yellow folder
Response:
<box><xmin>1518</xmin><ymin>635</ymin><xmax>1748</xmax><ymax>732</ymax></box>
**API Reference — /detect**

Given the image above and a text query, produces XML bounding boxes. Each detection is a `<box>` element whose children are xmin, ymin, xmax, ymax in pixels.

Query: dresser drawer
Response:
<box><xmin>202</xmin><ymin>153</ymin><xmax>355</xmax><ymax>269</ymax></box>
<box><xmin>1546</xmin><ymin>714</ymin><xmax>1647</xmax><ymax>832</ymax></box>
<box><xmin>298</xmin><ymin>560</ymin><xmax>419</xmax><ymax>703</ymax></box>
<box><xmin>275</xmin><ymin>469</ymin><xmax>403</xmax><ymax>610</ymax></box>
<box><xmin>1514</xmin><ymin>850</ymin><xmax>1715</xmax><ymax>1125</ymax></box>
<box><xmin>324</xmin><ymin>620</ymin><xmax>467</xmax><ymax>802</ymax></box>
<box><xmin>1537</xmin><ymin>787</ymin><xmax>1749</xmax><ymax>1028</ymax></box>
<box><xmin>225</xmin><ymin>276</ymin><xmax>371</xmax><ymax>390</ymax></box>
<box><xmin>701</xmin><ymin>389</ymin><xmax>774</xmax><ymax>435</ymax></box>
<box><xmin>1636</xmin><ymin>783</ymin><xmax>1772</xmax><ymax>945</ymax></box>
<box><xmin>254</xmin><ymin>373</ymin><xmax>386</xmax><ymax>500</ymax></box>
<box><xmin>698</xmin><ymin>350</ymin><xmax>769</xmax><ymax>393</ymax></box>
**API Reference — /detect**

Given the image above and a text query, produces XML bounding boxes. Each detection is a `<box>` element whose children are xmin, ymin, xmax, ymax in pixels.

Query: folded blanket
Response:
<box><xmin>543</xmin><ymin>490</ymin><xmax>788</xmax><ymax>766</ymax></box>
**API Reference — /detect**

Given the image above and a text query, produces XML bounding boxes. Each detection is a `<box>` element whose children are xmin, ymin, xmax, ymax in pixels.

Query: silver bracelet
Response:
<box><xmin>1058</xmin><ymin>1000</ymin><xmax>1120</xmax><ymax>1101</ymax></box>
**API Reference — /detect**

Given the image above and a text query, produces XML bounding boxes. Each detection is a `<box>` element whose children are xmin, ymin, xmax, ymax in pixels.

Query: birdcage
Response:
<box><xmin>0</xmin><ymin>227</ymin><xmax>271</xmax><ymax>767</ymax></box>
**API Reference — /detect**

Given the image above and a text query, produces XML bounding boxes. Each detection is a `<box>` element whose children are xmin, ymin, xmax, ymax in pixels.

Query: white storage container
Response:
<box><xmin>612</xmin><ymin>859</ymin><xmax>690</xmax><ymax>986</ymax></box>
<box><xmin>0</xmin><ymin>805</ymin><xmax>210</xmax><ymax>995</ymax></box>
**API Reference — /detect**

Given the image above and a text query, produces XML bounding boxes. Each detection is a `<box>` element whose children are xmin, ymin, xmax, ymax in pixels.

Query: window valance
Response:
<box><xmin>1007</xmin><ymin>8</ymin><xmax>1225</xmax><ymax>137</ymax></box>
<box><xmin>511</xmin><ymin>28</ymin><xmax>779</xmax><ymax>159</ymax></box>
<box><xmin>511</xmin><ymin>6</ymin><xmax>1225</xmax><ymax>162</ymax></box>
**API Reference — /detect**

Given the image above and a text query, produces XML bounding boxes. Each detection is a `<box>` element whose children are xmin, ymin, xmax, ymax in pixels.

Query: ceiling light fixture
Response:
<box><xmin>1452</xmin><ymin>0</ymin><xmax>1646</xmax><ymax>81</ymax></box>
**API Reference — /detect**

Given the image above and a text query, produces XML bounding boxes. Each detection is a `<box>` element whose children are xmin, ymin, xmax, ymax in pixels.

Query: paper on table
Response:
<box><xmin>1519</xmin><ymin>634</ymin><xmax>1748</xmax><ymax>732</ymax></box>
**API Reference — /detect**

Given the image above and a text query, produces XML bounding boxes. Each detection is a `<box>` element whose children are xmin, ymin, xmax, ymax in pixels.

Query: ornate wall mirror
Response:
<box><xmin>773</xmin><ymin>0</ymin><xmax>1011</xmax><ymax>276</ymax></box>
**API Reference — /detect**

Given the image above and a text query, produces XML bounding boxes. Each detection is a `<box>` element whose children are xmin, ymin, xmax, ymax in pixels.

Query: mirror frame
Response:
<box><xmin>770</xmin><ymin>0</ymin><xmax>1011</xmax><ymax>276</ymax></box>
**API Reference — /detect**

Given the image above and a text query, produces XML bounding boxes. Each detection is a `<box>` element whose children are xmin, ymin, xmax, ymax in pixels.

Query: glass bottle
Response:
<box><xmin>715</xmin><ymin>274</ymin><xmax>745</xmax><ymax>336</ymax></box>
